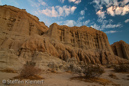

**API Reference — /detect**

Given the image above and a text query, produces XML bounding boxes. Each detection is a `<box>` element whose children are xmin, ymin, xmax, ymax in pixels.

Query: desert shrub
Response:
<box><xmin>84</xmin><ymin>65</ymin><xmax>104</xmax><ymax>78</ymax></box>
<box><xmin>20</xmin><ymin>65</ymin><xmax>41</xmax><ymax>78</ymax></box>
<box><xmin>47</xmin><ymin>62</ymin><xmax>59</xmax><ymax>71</ymax></box>
<box><xmin>66</xmin><ymin>63</ymin><xmax>83</xmax><ymax>73</ymax></box>
<box><xmin>114</xmin><ymin>64</ymin><xmax>129</xmax><ymax>72</ymax></box>
<box><xmin>109</xmin><ymin>73</ymin><xmax>119</xmax><ymax>79</ymax></box>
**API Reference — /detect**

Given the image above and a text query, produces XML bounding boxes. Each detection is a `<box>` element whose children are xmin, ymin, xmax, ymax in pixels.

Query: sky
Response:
<box><xmin>0</xmin><ymin>0</ymin><xmax>129</xmax><ymax>44</ymax></box>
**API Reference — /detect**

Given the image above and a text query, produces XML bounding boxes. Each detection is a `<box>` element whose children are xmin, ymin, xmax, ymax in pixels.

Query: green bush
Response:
<box><xmin>84</xmin><ymin>65</ymin><xmax>104</xmax><ymax>78</ymax></box>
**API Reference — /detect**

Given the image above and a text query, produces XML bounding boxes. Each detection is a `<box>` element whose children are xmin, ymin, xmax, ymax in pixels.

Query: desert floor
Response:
<box><xmin>0</xmin><ymin>67</ymin><xmax>129</xmax><ymax>86</ymax></box>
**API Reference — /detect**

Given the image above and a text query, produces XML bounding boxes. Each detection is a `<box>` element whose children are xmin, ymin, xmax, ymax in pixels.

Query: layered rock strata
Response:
<box><xmin>111</xmin><ymin>40</ymin><xmax>129</xmax><ymax>60</ymax></box>
<box><xmin>47</xmin><ymin>23</ymin><xmax>113</xmax><ymax>54</ymax></box>
<box><xmin>0</xmin><ymin>5</ymin><xmax>128</xmax><ymax>70</ymax></box>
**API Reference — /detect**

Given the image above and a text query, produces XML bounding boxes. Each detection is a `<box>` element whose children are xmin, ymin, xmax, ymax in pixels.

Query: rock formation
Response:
<box><xmin>47</xmin><ymin>23</ymin><xmax>113</xmax><ymax>54</ymax></box>
<box><xmin>111</xmin><ymin>40</ymin><xmax>129</xmax><ymax>60</ymax></box>
<box><xmin>0</xmin><ymin>5</ymin><xmax>48</xmax><ymax>35</ymax></box>
<box><xmin>0</xmin><ymin>5</ymin><xmax>128</xmax><ymax>70</ymax></box>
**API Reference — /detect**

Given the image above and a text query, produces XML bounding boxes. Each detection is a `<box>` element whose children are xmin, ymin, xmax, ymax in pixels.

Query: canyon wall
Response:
<box><xmin>47</xmin><ymin>23</ymin><xmax>113</xmax><ymax>54</ymax></box>
<box><xmin>0</xmin><ymin>5</ymin><xmax>128</xmax><ymax>70</ymax></box>
<box><xmin>111</xmin><ymin>40</ymin><xmax>129</xmax><ymax>60</ymax></box>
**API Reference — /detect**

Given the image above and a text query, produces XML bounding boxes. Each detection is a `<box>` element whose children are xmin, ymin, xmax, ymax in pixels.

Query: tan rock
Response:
<box><xmin>0</xmin><ymin>49</ymin><xmax>25</xmax><ymax>70</ymax></box>
<box><xmin>0</xmin><ymin>5</ymin><xmax>128</xmax><ymax>70</ymax></box>
<box><xmin>47</xmin><ymin>23</ymin><xmax>113</xmax><ymax>54</ymax></box>
<box><xmin>111</xmin><ymin>40</ymin><xmax>129</xmax><ymax>60</ymax></box>
<box><xmin>0</xmin><ymin>5</ymin><xmax>48</xmax><ymax>35</ymax></box>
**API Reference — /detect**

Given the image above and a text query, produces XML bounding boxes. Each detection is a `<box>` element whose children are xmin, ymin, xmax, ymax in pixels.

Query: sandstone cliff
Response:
<box><xmin>0</xmin><ymin>5</ymin><xmax>128</xmax><ymax>70</ymax></box>
<box><xmin>0</xmin><ymin>5</ymin><xmax>48</xmax><ymax>35</ymax></box>
<box><xmin>47</xmin><ymin>23</ymin><xmax>113</xmax><ymax>54</ymax></box>
<box><xmin>0</xmin><ymin>5</ymin><xmax>48</xmax><ymax>50</ymax></box>
<box><xmin>20</xmin><ymin>24</ymin><xmax>128</xmax><ymax>65</ymax></box>
<box><xmin>111</xmin><ymin>40</ymin><xmax>129</xmax><ymax>60</ymax></box>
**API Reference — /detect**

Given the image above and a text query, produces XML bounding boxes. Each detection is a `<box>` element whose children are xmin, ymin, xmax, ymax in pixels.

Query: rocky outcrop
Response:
<box><xmin>20</xmin><ymin>35</ymin><xmax>128</xmax><ymax>65</ymax></box>
<box><xmin>0</xmin><ymin>5</ymin><xmax>48</xmax><ymax>35</ymax></box>
<box><xmin>47</xmin><ymin>23</ymin><xmax>113</xmax><ymax>54</ymax></box>
<box><xmin>0</xmin><ymin>49</ymin><xmax>25</xmax><ymax>70</ymax></box>
<box><xmin>0</xmin><ymin>5</ymin><xmax>49</xmax><ymax>69</ymax></box>
<box><xmin>111</xmin><ymin>40</ymin><xmax>129</xmax><ymax>60</ymax></box>
<box><xmin>0</xmin><ymin>5</ymin><xmax>128</xmax><ymax>70</ymax></box>
<box><xmin>0</xmin><ymin>5</ymin><xmax>48</xmax><ymax>50</ymax></box>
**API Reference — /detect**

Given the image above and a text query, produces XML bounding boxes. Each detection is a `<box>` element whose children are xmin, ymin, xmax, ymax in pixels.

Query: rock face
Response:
<box><xmin>48</xmin><ymin>23</ymin><xmax>113</xmax><ymax>54</ymax></box>
<box><xmin>0</xmin><ymin>5</ymin><xmax>128</xmax><ymax>70</ymax></box>
<box><xmin>0</xmin><ymin>5</ymin><xmax>48</xmax><ymax>35</ymax></box>
<box><xmin>0</xmin><ymin>49</ymin><xmax>25</xmax><ymax>70</ymax></box>
<box><xmin>111</xmin><ymin>40</ymin><xmax>129</xmax><ymax>60</ymax></box>
<box><xmin>0</xmin><ymin>5</ymin><xmax>48</xmax><ymax>50</ymax></box>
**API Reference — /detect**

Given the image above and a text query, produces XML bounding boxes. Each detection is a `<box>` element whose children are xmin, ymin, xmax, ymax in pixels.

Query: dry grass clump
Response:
<box><xmin>66</xmin><ymin>70</ymin><xmax>72</xmax><ymax>73</ymax></box>
<box><xmin>14</xmin><ymin>65</ymin><xmax>43</xmax><ymax>80</ymax></box>
<box><xmin>109</xmin><ymin>73</ymin><xmax>119</xmax><ymax>79</ymax></box>
<box><xmin>14</xmin><ymin>75</ymin><xmax>43</xmax><ymax>80</ymax></box>
<box><xmin>114</xmin><ymin>64</ymin><xmax>129</xmax><ymax>73</ymax></box>
<box><xmin>92</xmin><ymin>78</ymin><xmax>112</xmax><ymax>85</ymax></box>
<box><xmin>20</xmin><ymin>65</ymin><xmax>41</xmax><ymax>77</ymax></box>
<box><xmin>47</xmin><ymin>69</ymin><xmax>57</xmax><ymax>73</ymax></box>
<box><xmin>50</xmin><ymin>69</ymin><xmax>57</xmax><ymax>73</ymax></box>
<box><xmin>0</xmin><ymin>68</ymin><xmax>17</xmax><ymax>73</ymax></box>
<box><xmin>70</xmin><ymin>76</ymin><xmax>112</xmax><ymax>85</ymax></box>
<box><xmin>84</xmin><ymin>65</ymin><xmax>104</xmax><ymax>78</ymax></box>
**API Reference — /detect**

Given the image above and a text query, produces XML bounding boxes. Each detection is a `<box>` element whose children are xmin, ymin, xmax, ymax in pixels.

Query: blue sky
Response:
<box><xmin>0</xmin><ymin>0</ymin><xmax>129</xmax><ymax>44</ymax></box>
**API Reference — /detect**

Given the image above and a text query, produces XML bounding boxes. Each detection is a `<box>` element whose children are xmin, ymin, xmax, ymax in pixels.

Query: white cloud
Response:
<box><xmin>80</xmin><ymin>10</ymin><xmax>85</xmax><ymax>15</ymax></box>
<box><xmin>115</xmin><ymin>6</ymin><xmax>123</xmax><ymax>15</ymax></box>
<box><xmin>107</xmin><ymin>6</ymin><xmax>115</xmax><ymax>16</ymax></box>
<box><xmin>97</xmin><ymin>18</ymin><xmax>110</xmax><ymax>23</ymax></box>
<box><xmin>58</xmin><ymin>18</ymin><xmax>90</xmax><ymax>27</ymax></box>
<box><xmin>92</xmin><ymin>0</ymin><xmax>129</xmax><ymax>10</ymax></box>
<box><xmin>96</xmin><ymin>10</ymin><xmax>106</xmax><ymax>19</ymax></box>
<box><xmin>104</xmin><ymin>23</ymin><xmax>122</xmax><ymax>28</ymax></box>
<box><xmin>40</xmin><ymin>6</ymin><xmax>77</xmax><ymax>17</ymax></box>
<box><xmin>71</xmin><ymin>6</ymin><xmax>77</xmax><ymax>13</ymax></box>
<box><xmin>91</xmin><ymin>23</ymin><xmax>100</xmax><ymax>30</ymax></box>
<box><xmin>59</xmin><ymin>0</ymin><xmax>65</xmax><ymax>3</ymax></box>
<box><xmin>91</xmin><ymin>22</ymin><xmax>122</xmax><ymax>30</ymax></box>
<box><xmin>68</xmin><ymin>0</ymin><xmax>81</xmax><ymax>4</ymax></box>
<box><xmin>38</xmin><ymin>0</ymin><xmax>47</xmax><ymax>6</ymax></box>
<box><xmin>92</xmin><ymin>0</ymin><xmax>129</xmax><ymax>17</ymax></box>
<box><xmin>28</xmin><ymin>0</ymin><xmax>47</xmax><ymax>7</ymax></box>
<box><xmin>125</xmin><ymin>19</ymin><xmax>129</xmax><ymax>23</ymax></box>
<box><xmin>83</xmin><ymin>20</ymin><xmax>90</xmax><ymax>25</ymax></box>
<box><xmin>107</xmin><ymin>5</ymin><xmax>129</xmax><ymax>16</ymax></box>
<box><xmin>64</xmin><ymin>20</ymin><xmax>76</xmax><ymax>27</ymax></box>
<box><xmin>105</xmin><ymin>30</ymin><xmax>118</xmax><ymax>34</ymax></box>
<box><xmin>78</xmin><ymin>16</ymin><xmax>84</xmax><ymax>21</ymax></box>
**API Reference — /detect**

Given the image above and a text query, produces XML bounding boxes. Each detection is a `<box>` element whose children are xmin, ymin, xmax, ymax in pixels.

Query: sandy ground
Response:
<box><xmin>0</xmin><ymin>68</ymin><xmax>129</xmax><ymax>86</ymax></box>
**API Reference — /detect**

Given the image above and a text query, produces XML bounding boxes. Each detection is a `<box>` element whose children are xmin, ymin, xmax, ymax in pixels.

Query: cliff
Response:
<box><xmin>47</xmin><ymin>23</ymin><xmax>113</xmax><ymax>54</ymax></box>
<box><xmin>0</xmin><ymin>5</ymin><xmax>128</xmax><ymax>70</ymax></box>
<box><xmin>0</xmin><ymin>5</ymin><xmax>48</xmax><ymax>50</ymax></box>
<box><xmin>111</xmin><ymin>40</ymin><xmax>129</xmax><ymax>60</ymax></box>
<box><xmin>0</xmin><ymin>5</ymin><xmax>48</xmax><ymax>35</ymax></box>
